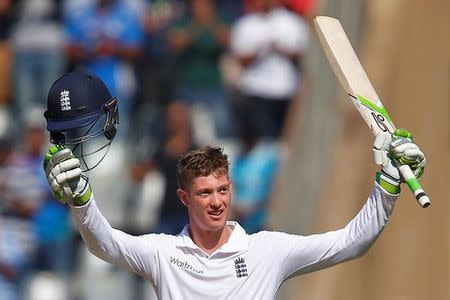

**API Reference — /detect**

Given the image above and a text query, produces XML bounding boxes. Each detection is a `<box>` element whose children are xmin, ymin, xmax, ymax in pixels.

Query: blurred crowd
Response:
<box><xmin>0</xmin><ymin>0</ymin><xmax>313</xmax><ymax>299</ymax></box>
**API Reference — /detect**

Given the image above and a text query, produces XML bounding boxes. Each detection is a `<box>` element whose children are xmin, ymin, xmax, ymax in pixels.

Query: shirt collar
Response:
<box><xmin>176</xmin><ymin>221</ymin><xmax>249</xmax><ymax>253</ymax></box>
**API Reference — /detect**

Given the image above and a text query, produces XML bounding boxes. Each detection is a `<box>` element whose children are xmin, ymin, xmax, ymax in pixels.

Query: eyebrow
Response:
<box><xmin>196</xmin><ymin>188</ymin><xmax>212</xmax><ymax>194</ymax></box>
<box><xmin>195</xmin><ymin>183</ymin><xmax>230</xmax><ymax>194</ymax></box>
<box><xmin>218</xmin><ymin>184</ymin><xmax>230</xmax><ymax>189</ymax></box>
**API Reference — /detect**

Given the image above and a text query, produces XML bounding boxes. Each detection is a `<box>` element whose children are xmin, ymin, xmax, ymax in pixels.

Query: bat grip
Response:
<box><xmin>398</xmin><ymin>165</ymin><xmax>430</xmax><ymax>208</ymax></box>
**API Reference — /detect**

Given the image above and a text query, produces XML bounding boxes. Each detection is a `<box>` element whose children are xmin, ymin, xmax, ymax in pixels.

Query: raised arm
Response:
<box><xmin>70</xmin><ymin>196</ymin><xmax>157</xmax><ymax>281</ymax></box>
<box><xmin>267</xmin><ymin>129</ymin><xmax>426</xmax><ymax>281</ymax></box>
<box><xmin>43</xmin><ymin>146</ymin><xmax>158</xmax><ymax>282</ymax></box>
<box><xmin>266</xmin><ymin>183</ymin><xmax>396</xmax><ymax>281</ymax></box>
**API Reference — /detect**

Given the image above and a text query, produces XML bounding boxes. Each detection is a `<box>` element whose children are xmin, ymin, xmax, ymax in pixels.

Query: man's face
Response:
<box><xmin>178</xmin><ymin>173</ymin><xmax>231</xmax><ymax>233</ymax></box>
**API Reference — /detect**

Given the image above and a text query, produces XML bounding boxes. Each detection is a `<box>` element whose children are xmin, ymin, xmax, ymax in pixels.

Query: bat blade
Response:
<box><xmin>313</xmin><ymin>16</ymin><xmax>430</xmax><ymax>208</ymax></box>
<box><xmin>313</xmin><ymin>16</ymin><xmax>395</xmax><ymax>135</ymax></box>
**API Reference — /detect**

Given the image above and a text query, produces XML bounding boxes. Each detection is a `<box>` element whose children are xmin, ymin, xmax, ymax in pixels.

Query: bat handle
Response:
<box><xmin>398</xmin><ymin>165</ymin><xmax>430</xmax><ymax>208</ymax></box>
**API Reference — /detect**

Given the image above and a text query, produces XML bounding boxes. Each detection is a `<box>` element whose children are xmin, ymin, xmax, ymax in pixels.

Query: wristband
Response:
<box><xmin>71</xmin><ymin>176</ymin><xmax>93</xmax><ymax>206</ymax></box>
<box><xmin>376</xmin><ymin>172</ymin><xmax>401</xmax><ymax>194</ymax></box>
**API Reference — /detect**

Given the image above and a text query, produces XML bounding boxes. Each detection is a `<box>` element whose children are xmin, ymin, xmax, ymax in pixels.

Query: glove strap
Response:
<box><xmin>376</xmin><ymin>172</ymin><xmax>401</xmax><ymax>195</ymax></box>
<box><xmin>72</xmin><ymin>176</ymin><xmax>93</xmax><ymax>206</ymax></box>
<box><xmin>72</xmin><ymin>185</ymin><xmax>92</xmax><ymax>206</ymax></box>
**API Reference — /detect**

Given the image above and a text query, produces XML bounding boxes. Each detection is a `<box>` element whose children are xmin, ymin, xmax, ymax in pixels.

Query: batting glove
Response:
<box><xmin>373</xmin><ymin>129</ymin><xmax>426</xmax><ymax>194</ymax></box>
<box><xmin>43</xmin><ymin>145</ymin><xmax>92</xmax><ymax>206</ymax></box>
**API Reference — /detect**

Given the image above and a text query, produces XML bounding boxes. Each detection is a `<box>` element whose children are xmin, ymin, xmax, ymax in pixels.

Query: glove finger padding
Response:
<box><xmin>57</xmin><ymin>158</ymin><xmax>82</xmax><ymax>173</ymax></box>
<box><xmin>51</xmin><ymin>148</ymin><xmax>74</xmax><ymax>166</ymax></box>
<box><xmin>51</xmin><ymin>168</ymin><xmax>82</xmax><ymax>189</ymax></box>
<box><xmin>372</xmin><ymin>132</ymin><xmax>391</xmax><ymax>166</ymax></box>
<box><xmin>49</xmin><ymin>169</ymin><xmax>79</xmax><ymax>204</ymax></box>
<box><xmin>44</xmin><ymin>146</ymin><xmax>87</xmax><ymax>204</ymax></box>
<box><xmin>48</xmin><ymin>155</ymin><xmax>82</xmax><ymax>202</ymax></box>
<box><xmin>44</xmin><ymin>146</ymin><xmax>65</xmax><ymax>173</ymax></box>
<box><xmin>49</xmin><ymin>158</ymin><xmax>81</xmax><ymax>182</ymax></box>
<box><xmin>373</xmin><ymin>132</ymin><xmax>400</xmax><ymax>192</ymax></box>
<box><xmin>389</xmin><ymin>139</ymin><xmax>426</xmax><ymax>178</ymax></box>
<box><xmin>391</xmin><ymin>143</ymin><xmax>419</xmax><ymax>156</ymax></box>
<box><xmin>403</xmin><ymin>148</ymin><xmax>424</xmax><ymax>160</ymax></box>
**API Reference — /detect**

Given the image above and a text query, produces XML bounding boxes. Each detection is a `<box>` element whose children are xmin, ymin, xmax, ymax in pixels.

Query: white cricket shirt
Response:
<box><xmin>71</xmin><ymin>183</ymin><xmax>397</xmax><ymax>299</ymax></box>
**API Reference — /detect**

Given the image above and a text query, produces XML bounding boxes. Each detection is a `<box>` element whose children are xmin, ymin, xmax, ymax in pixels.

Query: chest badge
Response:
<box><xmin>234</xmin><ymin>257</ymin><xmax>248</xmax><ymax>278</ymax></box>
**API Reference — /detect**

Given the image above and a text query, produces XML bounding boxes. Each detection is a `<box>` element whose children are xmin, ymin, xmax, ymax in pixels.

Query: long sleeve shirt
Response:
<box><xmin>71</xmin><ymin>183</ymin><xmax>397</xmax><ymax>299</ymax></box>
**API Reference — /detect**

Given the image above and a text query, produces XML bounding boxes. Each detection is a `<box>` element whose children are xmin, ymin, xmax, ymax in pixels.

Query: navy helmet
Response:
<box><xmin>44</xmin><ymin>70</ymin><xmax>119</xmax><ymax>171</ymax></box>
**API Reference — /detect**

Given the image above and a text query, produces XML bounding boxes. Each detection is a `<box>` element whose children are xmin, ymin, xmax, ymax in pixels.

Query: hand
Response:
<box><xmin>43</xmin><ymin>146</ymin><xmax>92</xmax><ymax>205</ymax></box>
<box><xmin>373</xmin><ymin>129</ymin><xmax>426</xmax><ymax>194</ymax></box>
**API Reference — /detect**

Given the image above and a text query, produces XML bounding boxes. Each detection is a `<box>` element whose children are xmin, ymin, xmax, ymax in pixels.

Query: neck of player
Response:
<box><xmin>189</xmin><ymin>224</ymin><xmax>233</xmax><ymax>255</ymax></box>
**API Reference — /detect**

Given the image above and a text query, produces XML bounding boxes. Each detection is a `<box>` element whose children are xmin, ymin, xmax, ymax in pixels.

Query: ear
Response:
<box><xmin>177</xmin><ymin>188</ymin><xmax>190</xmax><ymax>207</ymax></box>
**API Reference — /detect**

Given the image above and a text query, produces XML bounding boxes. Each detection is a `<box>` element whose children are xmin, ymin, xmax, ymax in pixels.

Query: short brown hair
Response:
<box><xmin>176</xmin><ymin>146</ymin><xmax>229</xmax><ymax>190</ymax></box>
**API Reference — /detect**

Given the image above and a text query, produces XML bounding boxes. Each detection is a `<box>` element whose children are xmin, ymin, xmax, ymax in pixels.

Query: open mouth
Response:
<box><xmin>208</xmin><ymin>210</ymin><xmax>223</xmax><ymax>219</ymax></box>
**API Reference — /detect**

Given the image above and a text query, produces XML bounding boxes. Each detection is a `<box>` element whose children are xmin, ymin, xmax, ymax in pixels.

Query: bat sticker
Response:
<box><xmin>370</xmin><ymin>111</ymin><xmax>392</xmax><ymax>133</ymax></box>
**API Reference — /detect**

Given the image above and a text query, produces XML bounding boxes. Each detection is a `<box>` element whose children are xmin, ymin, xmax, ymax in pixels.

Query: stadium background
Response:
<box><xmin>0</xmin><ymin>0</ymin><xmax>447</xmax><ymax>299</ymax></box>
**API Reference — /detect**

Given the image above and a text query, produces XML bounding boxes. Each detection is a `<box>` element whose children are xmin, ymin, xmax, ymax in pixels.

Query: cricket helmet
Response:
<box><xmin>44</xmin><ymin>70</ymin><xmax>119</xmax><ymax>171</ymax></box>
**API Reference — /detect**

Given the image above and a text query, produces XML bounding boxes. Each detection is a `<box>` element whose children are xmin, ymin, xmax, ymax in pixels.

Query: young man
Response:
<box><xmin>44</xmin><ymin>66</ymin><xmax>427</xmax><ymax>299</ymax></box>
<box><xmin>44</xmin><ymin>134</ymin><xmax>426</xmax><ymax>299</ymax></box>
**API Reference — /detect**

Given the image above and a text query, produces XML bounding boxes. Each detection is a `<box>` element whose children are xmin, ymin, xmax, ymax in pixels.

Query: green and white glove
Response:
<box><xmin>43</xmin><ymin>145</ymin><xmax>92</xmax><ymax>206</ymax></box>
<box><xmin>373</xmin><ymin>129</ymin><xmax>426</xmax><ymax>194</ymax></box>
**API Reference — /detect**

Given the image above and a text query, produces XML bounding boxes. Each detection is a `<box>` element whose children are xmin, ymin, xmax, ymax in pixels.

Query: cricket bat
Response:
<box><xmin>313</xmin><ymin>16</ymin><xmax>430</xmax><ymax>208</ymax></box>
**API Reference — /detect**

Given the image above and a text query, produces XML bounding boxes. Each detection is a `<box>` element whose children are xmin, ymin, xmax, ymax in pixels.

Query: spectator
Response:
<box><xmin>151</xmin><ymin>101</ymin><xmax>197</xmax><ymax>234</ymax></box>
<box><xmin>11</xmin><ymin>0</ymin><xmax>66</xmax><ymax>136</ymax></box>
<box><xmin>0</xmin><ymin>134</ymin><xmax>38</xmax><ymax>300</ymax></box>
<box><xmin>284</xmin><ymin>0</ymin><xmax>317</xmax><ymax>19</ymax></box>
<box><xmin>7</xmin><ymin>109</ymin><xmax>73</xmax><ymax>277</ymax></box>
<box><xmin>0</xmin><ymin>216</ymin><xmax>36</xmax><ymax>300</ymax></box>
<box><xmin>0</xmin><ymin>135</ymin><xmax>29</xmax><ymax>300</ymax></box>
<box><xmin>0</xmin><ymin>0</ymin><xmax>12</xmax><ymax>106</ymax></box>
<box><xmin>0</xmin><ymin>136</ymin><xmax>11</xmax><ymax>211</ymax></box>
<box><xmin>64</xmin><ymin>0</ymin><xmax>145</xmax><ymax>141</ymax></box>
<box><xmin>4</xmin><ymin>113</ymin><xmax>48</xmax><ymax>228</ymax></box>
<box><xmin>168</xmin><ymin>0</ymin><xmax>234</xmax><ymax>140</ymax></box>
<box><xmin>0</xmin><ymin>0</ymin><xmax>12</xmax><ymax>138</ymax></box>
<box><xmin>216</xmin><ymin>0</ymin><xmax>245</xmax><ymax>21</ymax></box>
<box><xmin>231</xmin><ymin>122</ymin><xmax>279</xmax><ymax>233</ymax></box>
<box><xmin>127</xmin><ymin>153</ymin><xmax>164</xmax><ymax>236</ymax></box>
<box><xmin>133</xmin><ymin>0</ymin><xmax>184</xmax><ymax>149</ymax></box>
<box><xmin>230</xmin><ymin>0</ymin><xmax>309</xmax><ymax>140</ymax></box>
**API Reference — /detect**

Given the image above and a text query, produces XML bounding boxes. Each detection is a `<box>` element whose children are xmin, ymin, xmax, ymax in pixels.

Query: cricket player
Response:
<box><xmin>43</xmin><ymin>71</ymin><xmax>426</xmax><ymax>299</ymax></box>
